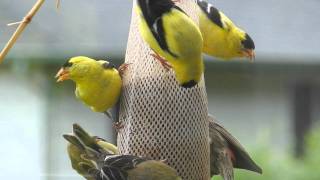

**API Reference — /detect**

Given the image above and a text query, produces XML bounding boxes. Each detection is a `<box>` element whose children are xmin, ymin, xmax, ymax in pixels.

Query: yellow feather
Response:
<box><xmin>199</xmin><ymin>8</ymin><xmax>249</xmax><ymax>60</ymax></box>
<box><xmin>136</xmin><ymin>6</ymin><xmax>204</xmax><ymax>87</ymax></box>
<box><xmin>63</xmin><ymin>56</ymin><xmax>122</xmax><ymax>112</ymax></box>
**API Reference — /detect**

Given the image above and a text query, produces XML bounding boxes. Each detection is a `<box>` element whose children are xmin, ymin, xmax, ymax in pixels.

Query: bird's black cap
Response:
<box><xmin>181</xmin><ymin>80</ymin><xmax>197</xmax><ymax>88</ymax></box>
<box><xmin>62</xmin><ymin>61</ymin><xmax>73</xmax><ymax>68</ymax></box>
<box><xmin>241</xmin><ymin>33</ymin><xmax>255</xmax><ymax>50</ymax></box>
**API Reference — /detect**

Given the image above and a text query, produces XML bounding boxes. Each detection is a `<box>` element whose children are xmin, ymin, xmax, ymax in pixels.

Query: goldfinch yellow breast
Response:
<box><xmin>55</xmin><ymin>56</ymin><xmax>122</xmax><ymax>113</ymax></box>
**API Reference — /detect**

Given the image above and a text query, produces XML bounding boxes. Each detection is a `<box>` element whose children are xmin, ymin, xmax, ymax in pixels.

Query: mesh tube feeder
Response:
<box><xmin>117</xmin><ymin>1</ymin><xmax>210</xmax><ymax>179</ymax></box>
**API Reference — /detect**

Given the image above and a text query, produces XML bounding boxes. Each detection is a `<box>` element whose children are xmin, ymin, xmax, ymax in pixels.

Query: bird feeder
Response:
<box><xmin>117</xmin><ymin>1</ymin><xmax>210</xmax><ymax>179</ymax></box>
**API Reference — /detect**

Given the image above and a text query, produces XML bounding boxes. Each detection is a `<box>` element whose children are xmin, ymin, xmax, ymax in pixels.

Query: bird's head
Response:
<box><xmin>239</xmin><ymin>33</ymin><xmax>255</xmax><ymax>62</ymax></box>
<box><xmin>55</xmin><ymin>56</ymin><xmax>115</xmax><ymax>82</ymax></box>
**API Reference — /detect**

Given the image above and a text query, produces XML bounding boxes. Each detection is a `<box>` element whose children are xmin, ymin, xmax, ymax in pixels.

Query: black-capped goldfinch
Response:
<box><xmin>55</xmin><ymin>56</ymin><xmax>127</xmax><ymax>118</ymax></box>
<box><xmin>63</xmin><ymin>124</ymin><xmax>182</xmax><ymax>180</ymax></box>
<box><xmin>208</xmin><ymin>115</ymin><xmax>262</xmax><ymax>179</ymax></box>
<box><xmin>136</xmin><ymin>0</ymin><xmax>204</xmax><ymax>88</ymax></box>
<box><xmin>197</xmin><ymin>0</ymin><xmax>255</xmax><ymax>61</ymax></box>
<box><xmin>64</xmin><ymin>133</ymin><xmax>118</xmax><ymax>180</ymax></box>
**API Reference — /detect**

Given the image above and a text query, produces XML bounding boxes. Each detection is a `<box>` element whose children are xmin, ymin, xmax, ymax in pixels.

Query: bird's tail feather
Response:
<box><xmin>222</xmin><ymin>167</ymin><xmax>234</xmax><ymax>180</ymax></box>
<box><xmin>73</xmin><ymin>124</ymin><xmax>106</xmax><ymax>154</ymax></box>
<box><xmin>71</xmin><ymin>123</ymin><xmax>112</xmax><ymax>167</ymax></box>
<box><xmin>63</xmin><ymin>134</ymin><xmax>86</xmax><ymax>152</ymax></box>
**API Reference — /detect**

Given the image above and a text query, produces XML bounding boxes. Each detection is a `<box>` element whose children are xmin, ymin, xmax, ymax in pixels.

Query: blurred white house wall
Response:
<box><xmin>0</xmin><ymin>68</ymin><xmax>46</xmax><ymax>180</ymax></box>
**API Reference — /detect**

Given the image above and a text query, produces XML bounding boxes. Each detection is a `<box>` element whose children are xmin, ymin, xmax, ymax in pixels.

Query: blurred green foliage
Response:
<box><xmin>212</xmin><ymin>126</ymin><xmax>320</xmax><ymax>180</ymax></box>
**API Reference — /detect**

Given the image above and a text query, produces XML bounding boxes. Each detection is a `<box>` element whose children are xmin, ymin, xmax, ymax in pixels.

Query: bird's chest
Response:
<box><xmin>75</xmin><ymin>82</ymin><xmax>105</xmax><ymax>103</ymax></box>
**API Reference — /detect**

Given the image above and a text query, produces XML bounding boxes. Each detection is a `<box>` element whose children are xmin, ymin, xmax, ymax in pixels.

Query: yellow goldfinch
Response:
<box><xmin>197</xmin><ymin>0</ymin><xmax>255</xmax><ymax>61</ymax></box>
<box><xmin>55</xmin><ymin>56</ymin><xmax>127</xmax><ymax>118</ymax></box>
<box><xmin>64</xmin><ymin>134</ymin><xmax>118</xmax><ymax>180</ymax></box>
<box><xmin>136</xmin><ymin>0</ymin><xmax>204</xmax><ymax>88</ymax></box>
<box><xmin>208</xmin><ymin>115</ymin><xmax>262</xmax><ymax>179</ymax></box>
<box><xmin>63</xmin><ymin>124</ymin><xmax>182</xmax><ymax>180</ymax></box>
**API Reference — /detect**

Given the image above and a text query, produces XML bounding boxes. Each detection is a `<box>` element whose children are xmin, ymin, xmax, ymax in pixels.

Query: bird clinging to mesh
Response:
<box><xmin>63</xmin><ymin>124</ymin><xmax>182</xmax><ymax>180</ymax></box>
<box><xmin>197</xmin><ymin>0</ymin><xmax>255</xmax><ymax>61</ymax></box>
<box><xmin>55</xmin><ymin>56</ymin><xmax>129</xmax><ymax>120</ymax></box>
<box><xmin>64</xmin><ymin>132</ymin><xmax>118</xmax><ymax>180</ymax></box>
<box><xmin>136</xmin><ymin>0</ymin><xmax>204</xmax><ymax>88</ymax></box>
<box><xmin>208</xmin><ymin>114</ymin><xmax>262</xmax><ymax>180</ymax></box>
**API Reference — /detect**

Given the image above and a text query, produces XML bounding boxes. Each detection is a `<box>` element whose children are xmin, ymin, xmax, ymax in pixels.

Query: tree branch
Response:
<box><xmin>0</xmin><ymin>0</ymin><xmax>45</xmax><ymax>64</ymax></box>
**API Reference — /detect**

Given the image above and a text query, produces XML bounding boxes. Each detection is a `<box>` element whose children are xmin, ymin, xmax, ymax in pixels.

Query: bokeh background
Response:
<box><xmin>1</xmin><ymin>0</ymin><xmax>320</xmax><ymax>179</ymax></box>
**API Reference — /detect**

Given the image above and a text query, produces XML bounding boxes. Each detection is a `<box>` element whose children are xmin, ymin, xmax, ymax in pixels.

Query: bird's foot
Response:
<box><xmin>104</xmin><ymin>111</ymin><xmax>114</xmax><ymax>121</ymax></box>
<box><xmin>150</xmin><ymin>53</ymin><xmax>172</xmax><ymax>71</ymax></box>
<box><xmin>113</xmin><ymin>122</ymin><xmax>124</xmax><ymax>132</ymax></box>
<box><xmin>118</xmin><ymin>63</ymin><xmax>131</xmax><ymax>78</ymax></box>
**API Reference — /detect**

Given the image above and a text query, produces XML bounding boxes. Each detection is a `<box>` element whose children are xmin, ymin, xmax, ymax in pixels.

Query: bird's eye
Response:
<box><xmin>102</xmin><ymin>62</ymin><xmax>115</xmax><ymax>69</ymax></box>
<box><xmin>63</xmin><ymin>61</ymin><xmax>73</xmax><ymax>67</ymax></box>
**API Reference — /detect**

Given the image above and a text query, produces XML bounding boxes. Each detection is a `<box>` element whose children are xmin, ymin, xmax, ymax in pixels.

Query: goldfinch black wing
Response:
<box><xmin>197</xmin><ymin>0</ymin><xmax>224</xmax><ymax>29</ymax></box>
<box><xmin>99</xmin><ymin>155</ymin><xmax>150</xmax><ymax>180</ymax></box>
<box><xmin>213</xmin><ymin>121</ymin><xmax>263</xmax><ymax>174</ymax></box>
<box><xmin>137</xmin><ymin>0</ymin><xmax>183</xmax><ymax>57</ymax></box>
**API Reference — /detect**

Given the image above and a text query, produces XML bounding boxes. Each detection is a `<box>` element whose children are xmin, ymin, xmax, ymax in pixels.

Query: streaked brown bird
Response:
<box><xmin>208</xmin><ymin>114</ymin><xmax>262</xmax><ymax>180</ymax></box>
<box><xmin>63</xmin><ymin>124</ymin><xmax>181</xmax><ymax>180</ymax></box>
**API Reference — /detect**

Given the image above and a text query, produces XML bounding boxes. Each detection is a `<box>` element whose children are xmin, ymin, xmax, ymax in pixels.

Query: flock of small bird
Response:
<box><xmin>57</xmin><ymin>0</ymin><xmax>260</xmax><ymax>180</ymax></box>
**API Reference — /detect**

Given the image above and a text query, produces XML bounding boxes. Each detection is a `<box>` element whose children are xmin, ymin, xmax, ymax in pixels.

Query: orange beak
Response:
<box><xmin>242</xmin><ymin>49</ymin><xmax>255</xmax><ymax>62</ymax></box>
<box><xmin>55</xmin><ymin>68</ymin><xmax>70</xmax><ymax>82</ymax></box>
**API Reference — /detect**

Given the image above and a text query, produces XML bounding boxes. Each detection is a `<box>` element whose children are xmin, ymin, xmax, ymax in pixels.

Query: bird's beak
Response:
<box><xmin>242</xmin><ymin>49</ymin><xmax>255</xmax><ymax>62</ymax></box>
<box><xmin>55</xmin><ymin>68</ymin><xmax>70</xmax><ymax>82</ymax></box>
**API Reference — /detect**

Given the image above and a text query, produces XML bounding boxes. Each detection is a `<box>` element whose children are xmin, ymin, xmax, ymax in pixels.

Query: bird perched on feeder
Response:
<box><xmin>136</xmin><ymin>0</ymin><xmax>204</xmax><ymax>88</ymax></box>
<box><xmin>55</xmin><ymin>56</ymin><xmax>129</xmax><ymax>119</ymax></box>
<box><xmin>197</xmin><ymin>0</ymin><xmax>255</xmax><ymax>61</ymax></box>
<box><xmin>63</xmin><ymin>124</ymin><xmax>182</xmax><ymax>180</ymax></box>
<box><xmin>208</xmin><ymin>114</ymin><xmax>262</xmax><ymax>180</ymax></box>
<box><xmin>64</xmin><ymin>133</ymin><xmax>118</xmax><ymax>180</ymax></box>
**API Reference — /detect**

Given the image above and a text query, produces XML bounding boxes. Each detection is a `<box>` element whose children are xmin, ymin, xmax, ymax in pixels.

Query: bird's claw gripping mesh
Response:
<box><xmin>117</xmin><ymin>1</ymin><xmax>210</xmax><ymax>179</ymax></box>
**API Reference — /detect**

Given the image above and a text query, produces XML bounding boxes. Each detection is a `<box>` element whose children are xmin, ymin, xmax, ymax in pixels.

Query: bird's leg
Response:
<box><xmin>104</xmin><ymin>110</ymin><xmax>124</xmax><ymax>132</ymax></box>
<box><xmin>103</xmin><ymin>110</ymin><xmax>114</xmax><ymax>120</ymax></box>
<box><xmin>113</xmin><ymin>122</ymin><xmax>124</xmax><ymax>132</ymax></box>
<box><xmin>150</xmin><ymin>53</ymin><xmax>172</xmax><ymax>71</ymax></box>
<box><xmin>118</xmin><ymin>63</ymin><xmax>131</xmax><ymax>78</ymax></box>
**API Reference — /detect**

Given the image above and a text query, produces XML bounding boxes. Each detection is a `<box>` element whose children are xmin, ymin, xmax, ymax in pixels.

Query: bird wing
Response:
<box><xmin>73</xmin><ymin>124</ymin><xmax>106</xmax><ymax>154</ymax></box>
<box><xmin>100</xmin><ymin>155</ymin><xmax>149</xmax><ymax>180</ymax></box>
<box><xmin>209</xmin><ymin>116</ymin><xmax>263</xmax><ymax>174</ymax></box>
<box><xmin>137</xmin><ymin>0</ymin><xmax>182</xmax><ymax>57</ymax></box>
<box><xmin>197</xmin><ymin>0</ymin><xmax>224</xmax><ymax>29</ymax></box>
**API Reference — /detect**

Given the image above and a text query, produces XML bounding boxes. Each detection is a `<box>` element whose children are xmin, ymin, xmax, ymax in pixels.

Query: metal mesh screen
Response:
<box><xmin>117</xmin><ymin>1</ymin><xmax>210</xmax><ymax>179</ymax></box>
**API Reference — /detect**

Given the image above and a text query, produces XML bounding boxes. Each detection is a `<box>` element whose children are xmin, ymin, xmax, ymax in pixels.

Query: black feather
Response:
<box><xmin>98</xmin><ymin>155</ymin><xmax>150</xmax><ymax>180</ymax></box>
<box><xmin>137</xmin><ymin>0</ymin><xmax>181</xmax><ymax>57</ymax></box>
<box><xmin>181</xmin><ymin>80</ymin><xmax>197</xmax><ymax>88</ymax></box>
<box><xmin>62</xmin><ymin>61</ymin><xmax>73</xmax><ymax>68</ymax></box>
<box><xmin>197</xmin><ymin>0</ymin><xmax>224</xmax><ymax>28</ymax></box>
<box><xmin>241</xmin><ymin>33</ymin><xmax>255</xmax><ymax>50</ymax></box>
